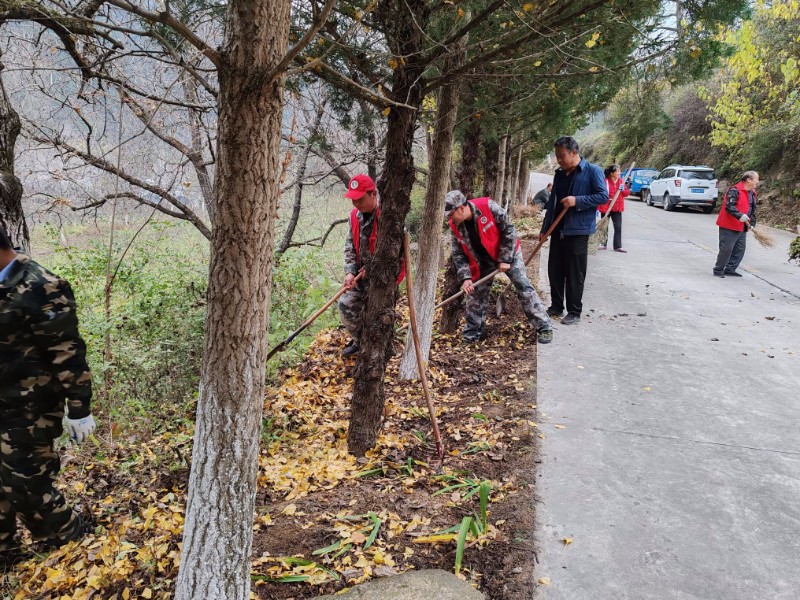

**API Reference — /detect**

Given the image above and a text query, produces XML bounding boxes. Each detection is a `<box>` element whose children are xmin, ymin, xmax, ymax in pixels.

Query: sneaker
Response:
<box><xmin>546</xmin><ymin>307</ymin><xmax>564</xmax><ymax>318</ymax></box>
<box><xmin>537</xmin><ymin>329</ymin><xmax>553</xmax><ymax>344</ymax></box>
<box><xmin>724</xmin><ymin>271</ymin><xmax>742</xmax><ymax>277</ymax></box>
<box><xmin>598</xmin><ymin>245</ymin><xmax>607</xmax><ymax>250</ymax></box>
<box><xmin>342</xmin><ymin>340</ymin><xmax>360</xmax><ymax>356</ymax></box>
<box><xmin>614</xmin><ymin>248</ymin><xmax>628</xmax><ymax>253</ymax></box>
<box><xmin>561</xmin><ymin>313</ymin><xmax>581</xmax><ymax>325</ymax></box>
<box><xmin>713</xmin><ymin>271</ymin><xmax>725</xmax><ymax>278</ymax></box>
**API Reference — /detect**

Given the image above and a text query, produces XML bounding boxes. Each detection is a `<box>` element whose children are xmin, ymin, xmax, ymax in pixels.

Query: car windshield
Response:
<box><xmin>636</xmin><ymin>170</ymin><xmax>659</xmax><ymax>178</ymax></box>
<box><xmin>680</xmin><ymin>170</ymin><xmax>715</xmax><ymax>180</ymax></box>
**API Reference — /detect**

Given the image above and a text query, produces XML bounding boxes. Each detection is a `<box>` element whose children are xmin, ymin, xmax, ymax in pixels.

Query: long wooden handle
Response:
<box><xmin>404</xmin><ymin>233</ymin><xmax>444</xmax><ymax>461</ymax></box>
<box><xmin>267</xmin><ymin>269</ymin><xmax>365</xmax><ymax>360</ymax></box>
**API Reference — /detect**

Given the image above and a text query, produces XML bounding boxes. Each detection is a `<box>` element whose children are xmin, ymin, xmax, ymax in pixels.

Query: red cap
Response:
<box><xmin>344</xmin><ymin>174</ymin><xmax>376</xmax><ymax>200</ymax></box>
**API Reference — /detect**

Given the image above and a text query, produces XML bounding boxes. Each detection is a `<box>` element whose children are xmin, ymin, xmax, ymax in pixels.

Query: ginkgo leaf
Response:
<box><xmin>562</xmin><ymin>537</ymin><xmax>573</xmax><ymax>545</ymax></box>
<box><xmin>382</xmin><ymin>107</ymin><xmax>391</xmax><ymax>116</ymax></box>
<box><xmin>538</xmin><ymin>576</ymin><xmax>552</xmax><ymax>585</ymax></box>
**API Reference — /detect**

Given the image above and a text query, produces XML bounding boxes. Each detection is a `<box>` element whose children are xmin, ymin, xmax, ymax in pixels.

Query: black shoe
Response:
<box><xmin>0</xmin><ymin>546</ymin><xmax>24</xmax><ymax>571</ymax></box>
<box><xmin>546</xmin><ymin>307</ymin><xmax>564</xmax><ymax>318</ymax></box>
<box><xmin>561</xmin><ymin>313</ymin><xmax>580</xmax><ymax>325</ymax></box>
<box><xmin>34</xmin><ymin>515</ymin><xmax>93</xmax><ymax>552</ymax></box>
<box><xmin>713</xmin><ymin>271</ymin><xmax>725</xmax><ymax>278</ymax></box>
<box><xmin>724</xmin><ymin>271</ymin><xmax>742</xmax><ymax>277</ymax></box>
<box><xmin>342</xmin><ymin>340</ymin><xmax>360</xmax><ymax>357</ymax></box>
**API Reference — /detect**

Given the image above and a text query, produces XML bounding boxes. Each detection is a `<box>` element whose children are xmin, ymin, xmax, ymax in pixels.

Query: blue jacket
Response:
<box><xmin>541</xmin><ymin>158</ymin><xmax>608</xmax><ymax>236</ymax></box>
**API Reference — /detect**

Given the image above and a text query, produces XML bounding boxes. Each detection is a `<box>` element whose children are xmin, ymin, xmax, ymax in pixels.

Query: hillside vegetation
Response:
<box><xmin>583</xmin><ymin>0</ymin><xmax>800</xmax><ymax>232</ymax></box>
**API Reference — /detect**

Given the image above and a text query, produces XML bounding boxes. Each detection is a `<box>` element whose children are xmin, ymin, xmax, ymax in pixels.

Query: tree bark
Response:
<box><xmin>347</xmin><ymin>0</ymin><xmax>428</xmax><ymax>456</ymax></box>
<box><xmin>509</xmin><ymin>143</ymin><xmax>523</xmax><ymax>211</ymax></box>
<box><xmin>495</xmin><ymin>134</ymin><xmax>508</xmax><ymax>203</ymax></box>
<box><xmin>438</xmin><ymin>254</ymin><xmax>463</xmax><ymax>334</ymax></box>
<box><xmin>458</xmin><ymin>104</ymin><xmax>480</xmax><ymax>198</ymax></box>
<box><xmin>0</xmin><ymin>62</ymin><xmax>28</xmax><ymax>252</ymax></box>
<box><xmin>482</xmin><ymin>136</ymin><xmax>499</xmax><ymax>197</ymax></box>
<box><xmin>398</xmin><ymin>44</ymin><xmax>463</xmax><ymax>380</ymax></box>
<box><xmin>174</xmin><ymin>1</ymin><xmax>291</xmax><ymax>598</ymax></box>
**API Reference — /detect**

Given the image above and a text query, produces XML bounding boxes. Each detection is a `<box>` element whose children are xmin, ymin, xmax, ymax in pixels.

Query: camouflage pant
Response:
<box><xmin>338</xmin><ymin>285</ymin><xmax>367</xmax><ymax>343</ymax></box>
<box><xmin>464</xmin><ymin>251</ymin><xmax>552</xmax><ymax>341</ymax></box>
<box><xmin>0</xmin><ymin>408</ymin><xmax>81</xmax><ymax>550</ymax></box>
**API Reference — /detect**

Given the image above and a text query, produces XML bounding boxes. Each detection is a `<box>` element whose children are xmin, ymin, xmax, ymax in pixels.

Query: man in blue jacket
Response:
<box><xmin>541</xmin><ymin>137</ymin><xmax>608</xmax><ymax>325</ymax></box>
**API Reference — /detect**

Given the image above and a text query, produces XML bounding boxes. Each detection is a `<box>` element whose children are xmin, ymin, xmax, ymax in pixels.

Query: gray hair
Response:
<box><xmin>741</xmin><ymin>171</ymin><xmax>759</xmax><ymax>182</ymax></box>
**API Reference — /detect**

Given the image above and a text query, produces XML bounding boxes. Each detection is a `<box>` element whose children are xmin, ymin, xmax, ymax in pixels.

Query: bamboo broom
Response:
<box><xmin>751</xmin><ymin>226</ymin><xmax>774</xmax><ymax>248</ymax></box>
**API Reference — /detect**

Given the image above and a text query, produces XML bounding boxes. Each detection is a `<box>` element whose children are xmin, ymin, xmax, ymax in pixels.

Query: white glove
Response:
<box><xmin>66</xmin><ymin>414</ymin><xmax>96</xmax><ymax>444</ymax></box>
<box><xmin>739</xmin><ymin>214</ymin><xmax>750</xmax><ymax>223</ymax></box>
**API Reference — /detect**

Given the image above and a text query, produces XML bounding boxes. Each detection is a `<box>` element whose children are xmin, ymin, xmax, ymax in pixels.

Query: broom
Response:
<box><xmin>589</xmin><ymin>162</ymin><xmax>635</xmax><ymax>254</ymax></box>
<box><xmin>751</xmin><ymin>226</ymin><xmax>774</xmax><ymax>248</ymax></box>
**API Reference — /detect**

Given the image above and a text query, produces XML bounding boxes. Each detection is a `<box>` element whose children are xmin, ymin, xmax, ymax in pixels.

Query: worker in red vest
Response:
<box><xmin>713</xmin><ymin>171</ymin><xmax>759</xmax><ymax>278</ymax></box>
<box><xmin>338</xmin><ymin>174</ymin><xmax>405</xmax><ymax>356</ymax></box>
<box><xmin>446</xmin><ymin>190</ymin><xmax>553</xmax><ymax>344</ymax></box>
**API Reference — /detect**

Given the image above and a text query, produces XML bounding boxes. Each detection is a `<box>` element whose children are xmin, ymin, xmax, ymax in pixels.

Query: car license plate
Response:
<box><xmin>691</xmin><ymin>187</ymin><xmax>705</xmax><ymax>193</ymax></box>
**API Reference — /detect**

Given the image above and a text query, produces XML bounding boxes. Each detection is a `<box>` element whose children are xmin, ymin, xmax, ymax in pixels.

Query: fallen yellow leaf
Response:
<box><xmin>538</xmin><ymin>576</ymin><xmax>551</xmax><ymax>585</ymax></box>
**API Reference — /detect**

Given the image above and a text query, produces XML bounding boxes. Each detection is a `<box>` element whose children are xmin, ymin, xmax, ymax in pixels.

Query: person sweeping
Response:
<box><xmin>597</xmin><ymin>164</ymin><xmax>630</xmax><ymax>253</ymax></box>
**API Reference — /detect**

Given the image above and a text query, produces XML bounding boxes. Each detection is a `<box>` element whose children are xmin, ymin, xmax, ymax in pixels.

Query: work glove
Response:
<box><xmin>739</xmin><ymin>214</ymin><xmax>750</xmax><ymax>224</ymax></box>
<box><xmin>66</xmin><ymin>414</ymin><xmax>97</xmax><ymax>444</ymax></box>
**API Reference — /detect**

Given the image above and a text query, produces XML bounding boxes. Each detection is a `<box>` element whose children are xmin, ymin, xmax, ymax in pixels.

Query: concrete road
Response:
<box><xmin>535</xmin><ymin>201</ymin><xmax>800</xmax><ymax>600</ymax></box>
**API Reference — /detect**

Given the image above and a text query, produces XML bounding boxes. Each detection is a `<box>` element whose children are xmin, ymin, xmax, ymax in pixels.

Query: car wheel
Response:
<box><xmin>663</xmin><ymin>193</ymin><xmax>674</xmax><ymax>211</ymax></box>
<box><xmin>643</xmin><ymin>189</ymin><xmax>652</xmax><ymax>206</ymax></box>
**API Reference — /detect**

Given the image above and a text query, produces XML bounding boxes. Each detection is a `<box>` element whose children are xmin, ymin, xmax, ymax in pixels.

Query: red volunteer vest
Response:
<box><xmin>448</xmin><ymin>197</ymin><xmax>520</xmax><ymax>281</ymax></box>
<box><xmin>716</xmin><ymin>181</ymin><xmax>753</xmax><ymax>232</ymax></box>
<box><xmin>349</xmin><ymin>207</ymin><xmax>406</xmax><ymax>284</ymax></box>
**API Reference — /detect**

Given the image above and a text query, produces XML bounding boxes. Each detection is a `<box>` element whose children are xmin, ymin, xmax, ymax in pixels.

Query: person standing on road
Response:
<box><xmin>446</xmin><ymin>190</ymin><xmax>553</xmax><ymax>344</ymax></box>
<box><xmin>541</xmin><ymin>137</ymin><xmax>608</xmax><ymax>325</ymax></box>
<box><xmin>338</xmin><ymin>174</ymin><xmax>405</xmax><ymax>356</ymax></box>
<box><xmin>532</xmin><ymin>183</ymin><xmax>552</xmax><ymax>208</ymax></box>
<box><xmin>598</xmin><ymin>164</ymin><xmax>630</xmax><ymax>252</ymax></box>
<box><xmin>0</xmin><ymin>224</ymin><xmax>95</xmax><ymax>565</ymax></box>
<box><xmin>713</xmin><ymin>171</ymin><xmax>759</xmax><ymax>278</ymax></box>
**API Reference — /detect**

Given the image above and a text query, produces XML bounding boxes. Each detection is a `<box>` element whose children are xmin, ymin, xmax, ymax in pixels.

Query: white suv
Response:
<box><xmin>643</xmin><ymin>165</ymin><xmax>719</xmax><ymax>213</ymax></box>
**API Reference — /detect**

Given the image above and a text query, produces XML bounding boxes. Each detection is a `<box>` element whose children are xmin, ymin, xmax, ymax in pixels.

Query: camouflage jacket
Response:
<box><xmin>450</xmin><ymin>199</ymin><xmax>519</xmax><ymax>283</ymax></box>
<box><xmin>343</xmin><ymin>209</ymin><xmax>378</xmax><ymax>277</ymax></box>
<box><xmin>0</xmin><ymin>254</ymin><xmax>92</xmax><ymax>418</ymax></box>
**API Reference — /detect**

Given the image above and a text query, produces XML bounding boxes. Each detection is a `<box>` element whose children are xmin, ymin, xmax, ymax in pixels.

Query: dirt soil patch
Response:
<box><xmin>6</xmin><ymin>242</ymin><xmax>544</xmax><ymax>600</ymax></box>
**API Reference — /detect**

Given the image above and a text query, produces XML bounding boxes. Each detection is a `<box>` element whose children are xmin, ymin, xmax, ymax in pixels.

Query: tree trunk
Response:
<box><xmin>482</xmin><ymin>137</ymin><xmax>499</xmax><ymax>197</ymax></box>
<box><xmin>0</xmin><ymin>62</ymin><xmax>28</xmax><ymax>252</ymax></box>
<box><xmin>398</xmin><ymin>45</ymin><xmax>463</xmax><ymax>380</ymax></box>
<box><xmin>174</xmin><ymin>2</ymin><xmax>290</xmax><ymax>599</ymax></box>
<box><xmin>458</xmin><ymin>92</ymin><xmax>480</xmax><ymax>198</ymax></box>
<box><xmin>438</xmin><ymin>254</ymin><xmax>463</xmax><ymax>334</ymax></box>
<box><xmin>517</xmin><ymin>155</ymin><xmax>529</xmax><ymax>207</ymax></box>
<box><xmin>347</xmin><ymin>0</ymin><xmax>428</xmax><ymax>456</ymax></box>
<box><xmin>278</xmin><ymin>102</ymin><xmax>325</xmax><ymax>254</ymax></box>
<box><xmin>509</xmin><ymin>144</ymin><xmax>523</xmax><ymax>212</ymax></box>
<box><xmin>495</xmin><ymin>134</ymin><xmax>508</xmax><ymax>203</ymax></box>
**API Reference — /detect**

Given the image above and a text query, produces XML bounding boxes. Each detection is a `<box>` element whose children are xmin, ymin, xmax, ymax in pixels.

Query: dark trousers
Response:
<box><xmin>600</xmin><ymin>212</ymin><xmax>623</xmax><ymax>249</ymax></box>
<box><xmin>713</xmin><ymin>227</ymin><xmax>747</xmax><ymax>275</ymax></box>
<box><xmin>0</xmin><ymin>409</ymin><xmax>81</xmax><ymax>550</ymax></box>
<box><xmin>548</xmin><ymin>233</ymin><xmax>589</xmax><ymax>316</ymax></box>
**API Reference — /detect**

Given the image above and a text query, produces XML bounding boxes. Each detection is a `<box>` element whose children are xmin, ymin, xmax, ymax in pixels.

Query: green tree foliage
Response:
<box><xmin>703</xmin><ymin>0</ymin><xmax>800</xmax><ymax>173</ymax></box>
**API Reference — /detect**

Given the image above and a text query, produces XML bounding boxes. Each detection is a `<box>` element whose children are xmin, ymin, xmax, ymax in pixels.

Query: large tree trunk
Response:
<box><xmin>347</xmin><ymin>0</ymin><xmax>428</xmax><ymax>456</ymax></box>
<box><xmin>174</xmin><ymin>1</ymin><xmax>291</xmax><ymax>598</ymax></box>
<box><xmin>0</xmin><ymin>62</ymin><xmax>28</xmax><ymax>252</ymax></box>
<box><xmin>495</xmin><ymin>134</ymin><xmax>508</xmax><ymax>203</ymax></box>
<box><xmin>398</xmin><ymin>46</ymin><xmax>463</xmax><ymax>380</ymax></box>
<box><xmin>509</xmin><ymin>143</ymin><xmax>523</xmax><ymax>211</ymax></box>
<box><xmin>517</xmin><ymin>153</ymin><xmax>529</xmax><ymax>207</ymax></box>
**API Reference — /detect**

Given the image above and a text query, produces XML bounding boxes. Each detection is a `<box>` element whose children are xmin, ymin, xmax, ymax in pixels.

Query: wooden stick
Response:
<box><xmin>437</xmin><ymin>203</ymin><xmax>569</xmax><ymax>312</ymax></box>
<box><xmin>404</xmin><ymin>233</ymin><xmax>444</xmax><ymax>465</ymax></box>
<box><xmin>266</xmin><ymin>269</ymin><xmax>365</xmax><ymax>361</ymax></box>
